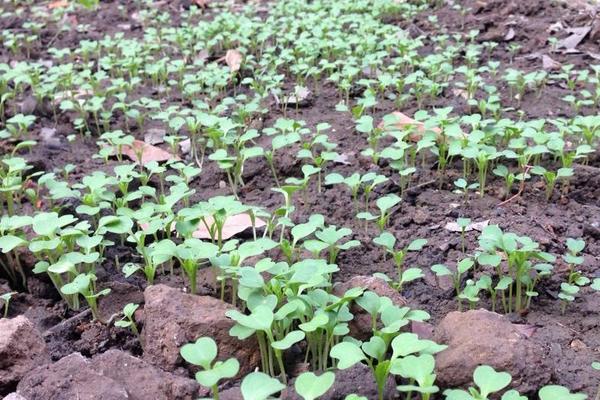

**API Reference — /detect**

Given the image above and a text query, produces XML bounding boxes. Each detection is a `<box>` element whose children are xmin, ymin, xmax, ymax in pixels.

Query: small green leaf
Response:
<box><xmin>294</xmin><ymin>371</ymin><xmax>335</xmax><ymax>400</ymax></box>
<box><xmin>241</xmin><ymin>372</ymin><xmax>286</xmax><ymax>400</ymax></box>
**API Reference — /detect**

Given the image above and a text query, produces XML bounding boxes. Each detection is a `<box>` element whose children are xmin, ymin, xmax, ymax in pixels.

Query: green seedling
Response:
<box><xmin>538</xmin><ymin>385</ymin><xmax>587</xmax><ymax>400</ymax></box>
<box><xmin>240</xmin><ymin>372</ymin><xmax>286</xmax><ymax>400</ymax></box>
<box><xmin>454</xmin><ymin>178</ymin><xmax>479</xmax><ymax>204</ymax></box>
<box><xmin>294</xmin><ymin>371</ymin><xmax>335</xmax><ymax>400</ymax></box>
<box><xmin>357</xmin><ymin>194</ymin><xmax>401</xmax><ymax>232</ymax></box>
<box><xmin>431</xmin><ymin>258</ymin><xmax>474</xmax><ymax>310</ymax></box>
<box><xmin>456</xmin><ymin>217</ymin><xmax>471</xmax><ymax>253</ymax></box>
<box><xmin>492</xmin><ymin>165</ymin><xmax>515</xmax><ymax>199</ymax></box>
<box><xmin>331</xmin><ymin>331</ymin><xmax>444</xmax><ymax>400</ymax></box>
<box><xmin>1</xmin><ymin>291</ymin><xmax>16</xmax><ymax>318</ymax></box>
<box><xmin>325</xmin><ymin>172</ymin><xmax>388</xmax><ymax>212</ymax></box>
<box><xmin>180</xmin><ymin>337</ymin><xmax>240</xmax><ymax>400</ymax></box>
<box><xmin>114</xmin><ymin>302</ymin><xmax>139</xmax><ymax>336</ymax></box>
<box><xmin>60</xmin><ymin>273</ymin><xmax>110</xmax><ymax>321</ymax></box>
<box><xmin>443</xmin><ymin>365</ymin><xmax>512</xmax><ymax>400</ymax></box>
<box><xmin>531</xmin><ymin>166</ymin><xmax>573</xmax><ymax>201</ymax></box>
<box><xmin>303</xmin><ymin>225</ymin><xmax>360</xmax><ymax>264</ymax></box>
<box><xmin>373</xmin><ymin>232</ymin><xmax>426</xmax><ymax>290</ymax></box>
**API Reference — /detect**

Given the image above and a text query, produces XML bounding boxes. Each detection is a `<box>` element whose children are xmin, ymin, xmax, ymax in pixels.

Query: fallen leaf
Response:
<box><xmin>193</xmin><ymin>0</ymin><xmax>209</xmax><ymax>7</ymax></box>
<box><xmin>333</xmin><ymin>152</ymin><xmax>353</xmax><ymax>165</ymax></box>
<box><xmin>379</xmin><ymin>111</ymin><xmax>441</xmax><ymax>142</ymax></box>
<box><xmin>504</xmin><ymin>28</ymin><xmax>515</xmax><ymax>41</ymax></box>
<box><xmin>557</xmin><ymin>26</ymin><xmax>591</xmax><ymax>51</ymax></box>
<box><xmin>49</xmin><ymin>0</ymin><xmax>69</xmax><ymax>9</ymax></box>
<box><xmin>444</xmin><ymin>219</ymin><xmax>489</xmax><ymax>233</ymax></box>
<box><xmin>514</xmin><ymin>324</ymin><xmax>537</xmax><ymax>338</ymax></box>
<box><xmin>225</xmin><ymin>49</ymin><xmax>242</xmax><ymax>73</ymax></box>
<box><xmin>282</xmin><ymin>87</ymin><xmax>312</xmax><ymax>106</ymax></box>
<box><xmin>195</xmin><ymin>49</ymin><xmax>210</xmax><ymax>64</ymax></box>
<box><xmin>193</xmin><ymin>214</ymin><xmax>266</xmax><ymax>240</ymax></box>
<box><xmin>542</xmin><ymin>54</ymin><xmax>561</xmax><ymax>71</ymax></box>
<box><xmin>119</xmin><ymin>140</ymin><xmax>179</xmax><ymax>164</ymax></box>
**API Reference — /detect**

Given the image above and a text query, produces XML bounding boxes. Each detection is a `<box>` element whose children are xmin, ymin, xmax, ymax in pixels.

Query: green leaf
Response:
<box><xmin>361</xmin><ymin>336</ymin><xmax>387</xmax><ymax>360</ymax></box>
<box><xmin>473</xmin><ymin>365</ymin><xmax>511</xmax><ymax>398</ymax></box>
<box><xmin>271</xmin><ymin>330</ymin><xmax>305</xmax><ymax>350</ymax></box>
<box><xmin>61</xmin><ymin>273</ymin><xmax>91</xmax><ymax>295</ymax></box>
<box><xmin>180</xmin><ymin>337</ymin><xmax>218</xmax><ymax>370</ymax></box>
<box><xmin>196</xmin><ymin>358</ymin><xmax>239</xmax><ymax>387</ymax></box>
<box><xmin>330</xmin><ymin>341</ymin><xmax>366</xmax><ymax>369</ymax></box>
<box><xmin>538</xmin><ymin>385</ymin><xmax>587</xmax><ymax>400</ymax></box>
<box><xmin>240</xmin><ymin>372</ymin><xmax>286</xmax><ymax>400</ymax></box>
<box><xmin>407</xmin><ymin>238</ymin><xmax>427</xmax><ymax>251</ymax></box>
<box><xmin>0</xmin><ymin>235</ymin><xmax>26</xmax><ymax>253</ymax></box>
<box><xmin>294</xmin><ymin>371</ymin><xmax>335</xmax><ymax>400</ymax></box>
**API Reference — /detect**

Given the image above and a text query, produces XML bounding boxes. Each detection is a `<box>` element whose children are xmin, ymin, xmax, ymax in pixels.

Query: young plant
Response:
<box><xmin>294</xmin><ymin>372</ymin><xmax>335</xmax><ymax>400</ymax></box>
<box><xmin>180</xmin><ymin>337</ymin><xmax>240</xmax><ymax>400</ymax></box>
<box><xmin>373</xmin><ymin>232</ymin><xmax>427</xmax><ymax>290</ymax></box>
<box><xmin>357</xmin><ymin>194</ymin><xmax>401</xmax><ymax>232</ymax></box>
<box><xmin>114</xmin><ymin>302</ymin><xmax>140</xmax><ymax>336</ymax></box>
<box><xmin>60</xmin><ymin>273</ymin><xmax>110</xmax><ymax>321</ymax></box>
<box><xmin>443</xmin><ymin>365</ymin><xmax>512</xmax><ymax>400</ymax></box>
<box><xmin>1</xmin><ymin>291</ymin><xmax>16</xmax><ymax>318</ymax></box>
<box><xmin>240</xmin><ymin>372</ymin><xmax>286</xmax><ymax>400</ymax></box>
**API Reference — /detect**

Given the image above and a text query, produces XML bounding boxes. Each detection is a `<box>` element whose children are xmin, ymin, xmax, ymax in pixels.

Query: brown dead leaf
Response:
<box><xmin>193</xmin><ymin>214</ymin><xmax>266</xmax><ymax>240</ymax></box>
<box><xmin>120</xmin><ymin>140</ymin><xmax>179</xmax><ymax>164</ymax></box>
<box><xmin>542</xmin><ymin>54</ymin><xmax>561</xmax><ymax>71</ymax></box>
<box><xmin>558</xmin><ymin>26</ymin><xmax>591</xmax><ymax>51</ymax></box>
<box><xmin>49</xmin><ymin>0</ymin><xmax>69</xmax><ymax>9</ymax></box>
<box><xmin>379</xmin><ymin>111</ymin><xmax>442</xmax><ymax>142</ymax></box>
<box><xmin>225</xmin><ymin>49</ymin><xmax>242</xmax><ymax>73</ymax></box>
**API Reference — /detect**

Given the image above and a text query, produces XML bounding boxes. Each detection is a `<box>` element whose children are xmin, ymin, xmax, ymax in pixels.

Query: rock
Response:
<box><xmin>333</xmin><ymin>276</ymin><xmax>407</xmax><ymax>339</ymax></box>
<box><xmin>142</xmin><ymin>284</ymin><xmax>260</xmax><ymax>375</ymax></box>
<box><xmin>17</xmin><ymin>351</ymin><xmax>201</xmax><ymax>400</ymax></box>
<box><xmin>0</xmin><ymin>316</ymin><xmax>50</xmax><ymax>394</ymax></box>
<box><xmin>39</xmin><ymin>127</ymin><xmax>61</xmax><ymax>149</ymax></box>
<box><xmin>433</xmin><ymin>309</ymin><xmax>551</xmax><ymax>393</ymax></box>
<box><xmin>412</xmin><ymin>208</ymin><xmax>429</xmax><ymax>225</ymax></box>
<box><xmin>3</xmin><ymin>393</ymin><xmax>27</xmax><ymax>400</ymax></box>
<box><xmin>91</xmin><ymin>350</ymin><xmax>202</xmax><ymax>399</ymax></box>
<box><xmin>17</xmin><ymin>353</ymin><xmax>129</xmax><ymax>400</ymax></box>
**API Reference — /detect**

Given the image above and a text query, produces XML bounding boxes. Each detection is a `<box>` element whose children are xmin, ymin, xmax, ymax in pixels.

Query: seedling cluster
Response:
<box><xmin>0</xmin><ymin>0</ymin><xmax>598</xmax><ymax>398</ymax></box>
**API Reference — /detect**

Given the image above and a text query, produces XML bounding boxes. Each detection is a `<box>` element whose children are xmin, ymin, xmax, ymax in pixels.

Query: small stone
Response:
<box><xmin>433</xmin><ymin>309</ymin><xmax>552</xmax><ymax>393</ymax></box>
<box><xmin>0</xmin><ymin>316</ymin><xmax>50</xmax><ymax>392</ymax></box>
<box><xmin>142</xmin><ymin>284</ymin><xmax>260</xmax><ymax>375</ymax></box>
<box><xmin>412</xmin><ymin>208</ymin><xmax>429</xmax><ymax>225</ymax></box>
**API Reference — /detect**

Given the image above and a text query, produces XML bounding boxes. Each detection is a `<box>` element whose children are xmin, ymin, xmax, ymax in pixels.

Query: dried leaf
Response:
<box><xmin>379</xmin><ymin>111</ymin><xmax>441</xmax><ymax>142</ymax></box>
<box><xmin>504</xmin><ymin>28</ymin><xmax>515</xmax><ymax>41</ymax></box>
<box><xmin>557</xmin><ymin>26</ymin><xmax>591</xmax><ymax>51</ymax></box>
<box><xmin>514</xmin><ymin>324</ymin><xmax>537</xmax><ymax>338</ymax></box>
<box><xmin>48</xmin><ymin>0</ymin><xmax>69</xmax><ymax>9</ymax></box>
<box><xmin>444</xmin><ymin>219</ymin><xmax>489</xmax><ymax>233</ymax></box>
<box><xmin>542</xmin><ymin>54</ymin><xmax>561</xmax><ymax>71</ymax></box>
<box><xmin>225</xmin><ymin>49</ymin><xmax>242</xmax><ymax>73</ymax></box>
<box><xmin>120</xmin><ymin>140</ymin><xmax>179</xmax><ymax>164</ymax></box>
<box><xmin>193</xmin><ymin>214</ymin><xmax>266</xmax><ymax>240</ymax></box>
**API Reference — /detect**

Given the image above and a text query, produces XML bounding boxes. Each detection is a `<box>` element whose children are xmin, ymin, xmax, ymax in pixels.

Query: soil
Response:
<box><xmin>1</xmin><ymin>0</ymin><xmax>599</xmax><ymax>398</ymax></box>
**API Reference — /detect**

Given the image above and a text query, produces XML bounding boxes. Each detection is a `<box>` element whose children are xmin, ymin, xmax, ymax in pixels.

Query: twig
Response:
<box><xmin>405</xmin><ymin>179</ymin><xmax>437</xmax><ymax>194</ymax></box>
<box><xmin>497</xmin><ymin>165</ymin><xmax>532</xmax><ymax>207</ymax></box>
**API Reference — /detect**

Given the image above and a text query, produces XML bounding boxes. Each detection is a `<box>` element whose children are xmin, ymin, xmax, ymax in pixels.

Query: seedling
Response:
<box><xmin>60</xmin><ymin>273</ymin><xmax>110</xmax><ymax>321</ymax></box>
<box><xmin>294</xmin><ymin>371</ymin><xmax>335</xmax><ymax>400</ymax></box>
<box><xmin>373</xmin><ymin>232</ymin><xmax>427</xmax><ymax>290</ymax></box>
<box><xmin>1</xmin><ymin>291</ymin><xmax>16</xmax><ymax>318</ymax></box>
<box><xmin>114</xmin><ymin>302</ymin><xmax>139</xmax><ymax>336</ymax></box>
<box><xmin>443</xmin><ymin>365</ymin><xmax>512</xmax><ymax>400</ymax></box>
<box><xmin>180</xmin><ymin>337</ymin><xmax>240</xmax><ymax>400</ymax></box>
<box><xmin>240</xmin><ymin>372</ymin><xmax>285</xmax><ymax>400</ymax></box>
<box><xmin>357</xmin><ymin>194</ymin><xmax>401</xmax><ymax>232</ymax></box>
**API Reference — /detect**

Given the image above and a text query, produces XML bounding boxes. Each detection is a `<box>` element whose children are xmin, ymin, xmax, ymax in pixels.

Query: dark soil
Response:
<box><xmin>1</xmin><ymin>0</ymin><xmax>599</xmax><ymax>397</ymax></box>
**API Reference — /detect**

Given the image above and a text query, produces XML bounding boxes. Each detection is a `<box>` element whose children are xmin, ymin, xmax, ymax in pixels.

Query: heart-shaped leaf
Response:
<box><xmin>294</xmin><ymin>371</ymin><xmax>335</xmax><ymax>400</ymax></box>
<box><xmin>180</xmin><ymin>337</ymin><xmax>217</xmax><ymax>370</ymax></box>
<box><xmin>241</xmin><ymin>372</ymin><xmax>285</xmax><ymax>400</ymax></box>
<box><xmin>473</xmin><ymin>365</ymin><xmax>512</xmax><ymax>398</ymax></box>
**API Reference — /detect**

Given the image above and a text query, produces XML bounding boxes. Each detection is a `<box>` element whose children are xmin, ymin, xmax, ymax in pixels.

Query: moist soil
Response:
<box><xmin>1</xmin><ymin>0</ymin><xmax>599</xmax><ymax>397</ymax></box>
